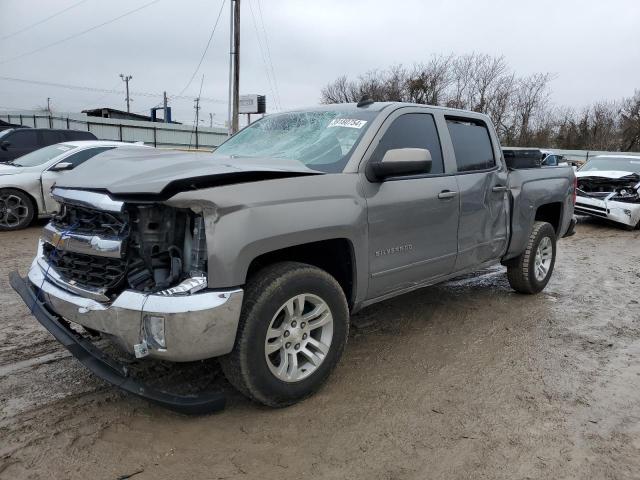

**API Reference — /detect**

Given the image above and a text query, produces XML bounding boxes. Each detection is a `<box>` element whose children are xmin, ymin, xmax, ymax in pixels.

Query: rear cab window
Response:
<box><xmin>446</xmin><ymin>117</ymin><xmax>496</xmax><ymax>172</ymax></box>
<box><xmin>371</xmin><ymin>113</ymin><xmax>444</xmax><ymax>175</ymax></box>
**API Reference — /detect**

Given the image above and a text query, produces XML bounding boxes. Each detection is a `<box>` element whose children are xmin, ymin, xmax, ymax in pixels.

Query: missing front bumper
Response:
<box><xmin>9</xmin><ymin>271</ymin><xmax>226</xmax><ymax>414</ymax></box>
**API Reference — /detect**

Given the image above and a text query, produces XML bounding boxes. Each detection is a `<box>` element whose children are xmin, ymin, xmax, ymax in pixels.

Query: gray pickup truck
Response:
<box><xmin>10</xmin><ymin>101</ymin><xmax>576</xmax><ymax>413</ymax></box>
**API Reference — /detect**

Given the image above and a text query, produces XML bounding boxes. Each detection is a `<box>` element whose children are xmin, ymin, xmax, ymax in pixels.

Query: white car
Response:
<box><xmin>0</xmin><ymin>141</ymin><xmax>150</xmax><ymax>231</ymax></box>
<box><xmin>575</xmin><ymin>155</ymin><xmax>640</xmax><ymax>230</ymax></box>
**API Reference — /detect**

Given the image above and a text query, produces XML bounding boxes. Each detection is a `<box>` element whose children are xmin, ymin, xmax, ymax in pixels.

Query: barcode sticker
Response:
<box><xmin>328</xmin><ymin>118</ymin><xmax>367</xmax><ymax>129</ymax></box>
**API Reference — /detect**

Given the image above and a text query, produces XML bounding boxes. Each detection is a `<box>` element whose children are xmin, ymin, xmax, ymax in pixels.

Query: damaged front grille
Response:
<box><xmin>51</xmin><ymin>203</ymin><xmax>128</xmax><ymax>237</ymax></box>
<box><xmin>43</xmin><ymin>242</ymin><xmax>127</xmax><ymax>291</ymax></box>
<box><xmin>42</xmin><ymin>192</ymin><xmax>206</xmax><ymax>298</ymax></box>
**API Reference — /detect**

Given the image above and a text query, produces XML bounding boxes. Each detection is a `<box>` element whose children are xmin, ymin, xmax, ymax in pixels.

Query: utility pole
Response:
<box><xmin>46</xmin><ymin>97</ymin><xmax>51</xmax><ymax>114</ymax></box>
<box><xmin>194</xmin><ymin>97</ymin><xmax>201</xmax><ymax>126</ymax></box>
<box><xmin>209</xmin><ymin>112</ymin><xmax>213</xmax><ymax>127</ymax></box>
<box><xmin>119</xmin><ymin>74</ymin><xmax>133</xmax><ymax>113</ymax></box>
<box><xmin>227</xmin><ymin>0</ymin><xmax>240</xmax><ymax>135</ymax></box>
<box><xmin>163</xmin><ymin>91</ymin><xmax>168</xmax><ymax>123</ymax></box>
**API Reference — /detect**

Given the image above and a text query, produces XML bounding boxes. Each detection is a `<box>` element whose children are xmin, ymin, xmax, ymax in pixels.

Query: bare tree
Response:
<box><xmin>406</xmin><ymin>54</ymin><xmax>453</xmax><ymax>105</ymax></box>
<box><xmin>320</xmin><ymin>53</ymin><xmax>638</xmax><ymax>151</ymax></box>
<box><xmin>620</xmin><ymin>91</ymin><xmax>640</xmax><ymax>151</ymax></box>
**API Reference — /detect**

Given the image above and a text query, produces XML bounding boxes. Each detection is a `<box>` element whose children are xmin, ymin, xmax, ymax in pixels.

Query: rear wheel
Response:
<box><xmin>507</xmin><ymin>221</ymin><xmax>557</xmax><ymax>294</ymax></box>
<box><xmin>220</xmin><ymin>261</ymin><xmax>349</xmax><ymax>407</ymax></box>
<box><xmin>0</xmin><ymin>188</ymin><xmax>35</xmax><ymax>231</ymax></box>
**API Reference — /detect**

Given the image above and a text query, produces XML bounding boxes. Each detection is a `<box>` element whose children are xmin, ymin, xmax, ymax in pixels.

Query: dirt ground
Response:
<box><xmin>1</xmin><ymin>217</ymin><xmax>639</xmax><ymax>480</ymax></box>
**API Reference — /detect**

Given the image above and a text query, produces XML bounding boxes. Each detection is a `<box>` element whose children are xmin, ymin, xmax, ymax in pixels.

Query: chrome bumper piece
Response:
<box><xmin>27</xmin><ymin>257</ymin><xmax>244</xmax><ymax>362</ymax></box>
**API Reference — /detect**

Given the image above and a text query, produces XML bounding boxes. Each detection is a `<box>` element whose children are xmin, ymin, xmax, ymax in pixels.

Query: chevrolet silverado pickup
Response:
<box><xmin>10</xmin><ymin>101</ymin><xmax>576</xmax><ymax>412</ymax></box>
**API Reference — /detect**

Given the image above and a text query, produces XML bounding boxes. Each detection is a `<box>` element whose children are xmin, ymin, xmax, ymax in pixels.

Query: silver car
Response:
<box><xmin>0</xmin><ymin>141</ymin><xmax>150</xmax><ymax>231</ymax></box>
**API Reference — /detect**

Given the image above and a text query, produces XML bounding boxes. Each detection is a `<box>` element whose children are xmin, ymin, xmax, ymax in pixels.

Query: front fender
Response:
<box><xmin>165</xmin><ymin>174</ymin><xmax>368</xmax><ymax>291</ymax></box>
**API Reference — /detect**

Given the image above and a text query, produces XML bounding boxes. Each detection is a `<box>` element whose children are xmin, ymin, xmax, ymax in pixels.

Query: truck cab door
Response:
<box><xmin>40</xmin><ymin>147</ymin><xmax>113</xmax><ymax>213</ymax></box>
<box><xmin>362</xmin><ymin>111</ymin><xmax>460</xmax><ymax>300</ymax></box>
<box><xmin>444</xmin><ymin>117</ymin><xmax>509</xmax><ymax>271</ymax></box>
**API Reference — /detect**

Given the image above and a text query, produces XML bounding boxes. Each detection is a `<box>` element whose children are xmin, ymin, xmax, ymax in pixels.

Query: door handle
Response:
<box><xmin>492</xmin><ymin>185</ymin><xmax>508</xmax><ymax>192</ymax></box>
<box><xmin>438</xmin><ymin>190</ymin><xmax>458</xmax><ymax>199</ymax></box>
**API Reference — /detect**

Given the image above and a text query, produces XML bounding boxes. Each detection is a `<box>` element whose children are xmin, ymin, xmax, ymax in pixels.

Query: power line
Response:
<box><xmin>256</xmin><ymin>0</ymin><xmax>282</xmax><ymax>110</ymax></box>
<box><xmin>134</xmin><ymin>1</ymin><xmax>226</xmax><ymax>117</ymax></box>
<box><xmin>0</xmin><ymin>75</ymin><xmax>226</xmax><ymax>103</ymax></box>
<box><xmin>247</xmin><ymin>0</ymin><xmax>279</xmax><ymax>111</ymax></box>
<box><xmin>0</xmin><ymin>0</ymin><xmax>162</xmax><ymax>65</ymax></box>
<box><xmin>1</xmin><ymin>0</ymin><xmax>90</xmax><ymax>41</ymax></box>
<box><xmin>177</xmin><ymin>0</ymin><xmax>227</xmax><ymax>97</ymax></box>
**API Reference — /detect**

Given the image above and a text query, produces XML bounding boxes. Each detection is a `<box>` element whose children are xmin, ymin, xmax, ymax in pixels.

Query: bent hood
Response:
<box><xmin>576</xmin><ymin>170</ymin><xmax>639</xmax><ymax>180</ymax></box>
<box><xmin>56</xmin><ymin>148</ymin><xmax>323</xmax><ymax>198</ymax></box>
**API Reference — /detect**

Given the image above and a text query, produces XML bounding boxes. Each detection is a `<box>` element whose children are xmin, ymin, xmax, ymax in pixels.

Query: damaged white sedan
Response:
<box><xmin>575</xmin><ymin>155</ymin><xmax>640</xmax><ymax>230</ymax></box>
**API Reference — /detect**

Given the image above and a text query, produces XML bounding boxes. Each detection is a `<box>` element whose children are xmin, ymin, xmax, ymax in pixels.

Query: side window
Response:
<box><xmin>60</xmin><ymin>147</ymin><xmax>114</xmax><ymax>168</ymax></box>
<box><xmin>40</xmin><ymin>130</ymin><xmax>64</xmax><ymax>146</ymax></box>
<box><xmin>8</xmin><ymin>130</ymin><xmax>37</xmax><ymax>148</ymax></box>
<box><xmin>371</xmin><ymin>113</ymin><xmax>444</xmax><ymax>175</ymax></box>
<box><xmin>446</xmin><ymin>117</ymin><xmax>496</xmax><ymax>172</ymax></box>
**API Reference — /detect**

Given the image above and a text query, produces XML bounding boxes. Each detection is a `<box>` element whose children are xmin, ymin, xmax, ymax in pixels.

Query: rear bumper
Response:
<box><xmin>24</xmin><ymin>251</ymin><xmax>244</xmax><ymax>362</ymax></box>
<box><xmin>575</xmin><ymin>196</ymin><xmax>640</xmax><ymax>227</ymax></box>
<box><xmin>9</xmin><ymin>271</ymin><xmax>226</xmax><ymax>414</ymax></box>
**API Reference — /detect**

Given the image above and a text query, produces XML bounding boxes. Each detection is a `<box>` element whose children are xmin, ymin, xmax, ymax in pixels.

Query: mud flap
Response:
<box><xmin>9</xmin><ymin>271</ymin><xmax>226</xmax><ymax>415</ymax></box>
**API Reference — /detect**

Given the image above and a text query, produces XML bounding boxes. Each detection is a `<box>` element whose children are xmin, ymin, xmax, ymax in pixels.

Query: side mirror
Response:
<box><xmin>370</xmin><ymin>148</ymin><xmax>432</xmax><ymax>181</ymax></box>
<box><xmin>50</xmin><ymin>161</ymin><xmax>74</xmax><ymax>172</ymax></box>
<box><xmin>0</xmin><ymin>141</ymin><xmax>10</xmax><ymax>151</ymax></box>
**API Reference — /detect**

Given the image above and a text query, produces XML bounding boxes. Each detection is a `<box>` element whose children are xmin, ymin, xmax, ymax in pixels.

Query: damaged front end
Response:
<box><xmin>13</xmin><ymin>187</ymin><xmax>244</xmax><ymax>361</ymax></box>
<box><xmin>9</xmin><ymin>187</ymin><xmax>244</xmax><ymax>412</ymax></box>
<box><xmin>575</xmin><ymin>173</ymin><xmax>640</xmax><ymax>229</ymax></box>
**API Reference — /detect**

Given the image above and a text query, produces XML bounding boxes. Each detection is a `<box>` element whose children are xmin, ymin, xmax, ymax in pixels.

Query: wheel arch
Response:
<box><xmin>534</xmin><ymin>202</ymin><xmax>563</xmax><ymax>234</ymax></box>
<box><xmin>245</xmin><ymin>238</ymin><xmax>357</xmax><ymax>309</ymax></box>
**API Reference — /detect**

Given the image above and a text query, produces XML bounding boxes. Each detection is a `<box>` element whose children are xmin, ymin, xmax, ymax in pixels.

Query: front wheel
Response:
<box><xmin>0</xmin><ymin>188</ymin><xmax>35</xmax><ymax>231</ymax></box>
<box><xmin>507</xmin><ymin>221</ymin><xmax>557</xmax><ymax>294</ymax></box>
<box><xmin>220</xmin><ymin>262</ymin><xmax>349</xmax><ymax>407</ymax></box>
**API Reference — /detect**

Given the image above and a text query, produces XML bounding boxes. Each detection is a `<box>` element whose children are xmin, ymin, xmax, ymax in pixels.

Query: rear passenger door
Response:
<box><xmin>445</xmin><ymin>117</ymin><xmax>509</xmax><ymax>271</ymax></box>
<box><xmin>363</xmin><ymin>109</ymin><xmax>460</xmax><ymax>299</ymax></box>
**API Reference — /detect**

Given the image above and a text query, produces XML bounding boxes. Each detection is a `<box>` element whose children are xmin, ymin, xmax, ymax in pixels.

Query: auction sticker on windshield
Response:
<box><xmin>328</xmin><ymin>118</ymin><xmax>368</xmax><ymax>129</ymax></box>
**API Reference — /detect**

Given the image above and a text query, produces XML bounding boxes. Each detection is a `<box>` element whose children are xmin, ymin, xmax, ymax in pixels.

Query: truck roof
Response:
<box><xmin>289</xmin><ymin>102</ymin><xmax>488</xmax><ymax>118</ymax></box>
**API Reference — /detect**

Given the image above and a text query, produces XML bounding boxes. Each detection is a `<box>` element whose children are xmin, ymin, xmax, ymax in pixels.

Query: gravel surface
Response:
<box><xmin>1</xmin><ymin>217</ymin><xmax>639</xmax><ymax>479</ymax></box>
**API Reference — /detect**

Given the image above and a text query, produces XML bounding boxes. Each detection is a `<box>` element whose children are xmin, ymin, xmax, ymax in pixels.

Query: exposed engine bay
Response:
<box><xmin>47</xmin><ymin>202</ymin><xmax>208</xmax><ymax>299</ymax></box>
<box><xmin>577</xmin><ymin>173</ymin><xmax>640</xmax><ymax>203</ymax></box>
<box><xmin>575</xmin><ymin>172</ymin><xmax>640</xmax><ymax>229</ymax></box>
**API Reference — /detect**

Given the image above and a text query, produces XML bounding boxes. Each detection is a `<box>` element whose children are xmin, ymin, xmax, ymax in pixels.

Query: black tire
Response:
<box><xmin>0</xmin><ymin>188</ymin><xmax>35</xmax><ymax>231</ymax></box>
<box><xmin>220</xmin><ymin>261</ymin><xmax>349</xmax><ymax>407</ymax></box>
<box><xmin>507</xmin><ymin>221</ymin><xmax>557</xmax><ymax>294</ymax></box>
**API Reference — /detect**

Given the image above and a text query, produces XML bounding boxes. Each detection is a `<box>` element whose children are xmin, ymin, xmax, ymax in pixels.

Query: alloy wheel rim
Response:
<box><xmin>264</xmin><ymin>293</ymin><xmax>334</xmax><ymax>383</ymax></box>
<box><xmin>0</xmin><ymin>194</ymin><xmax>29</xmax><ymax>228</ymax></box>
<box><xmin>534</xmin><ymin>236</ymin><xmax>552</xmax><ymax>281</ymax></box>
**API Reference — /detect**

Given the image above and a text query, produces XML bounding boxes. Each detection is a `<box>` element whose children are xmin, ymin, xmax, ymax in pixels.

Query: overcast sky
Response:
<box><xmin>1</xmin><ymin>0</ymin><xmax>639</xmax><ymax>126</ymax></box>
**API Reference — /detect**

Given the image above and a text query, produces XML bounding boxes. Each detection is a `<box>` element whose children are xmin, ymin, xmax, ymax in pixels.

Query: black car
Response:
<box><xmin>0</xmin><ymin>128</ymin><xmax>97</xmax><ymax>162</ymax></box>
